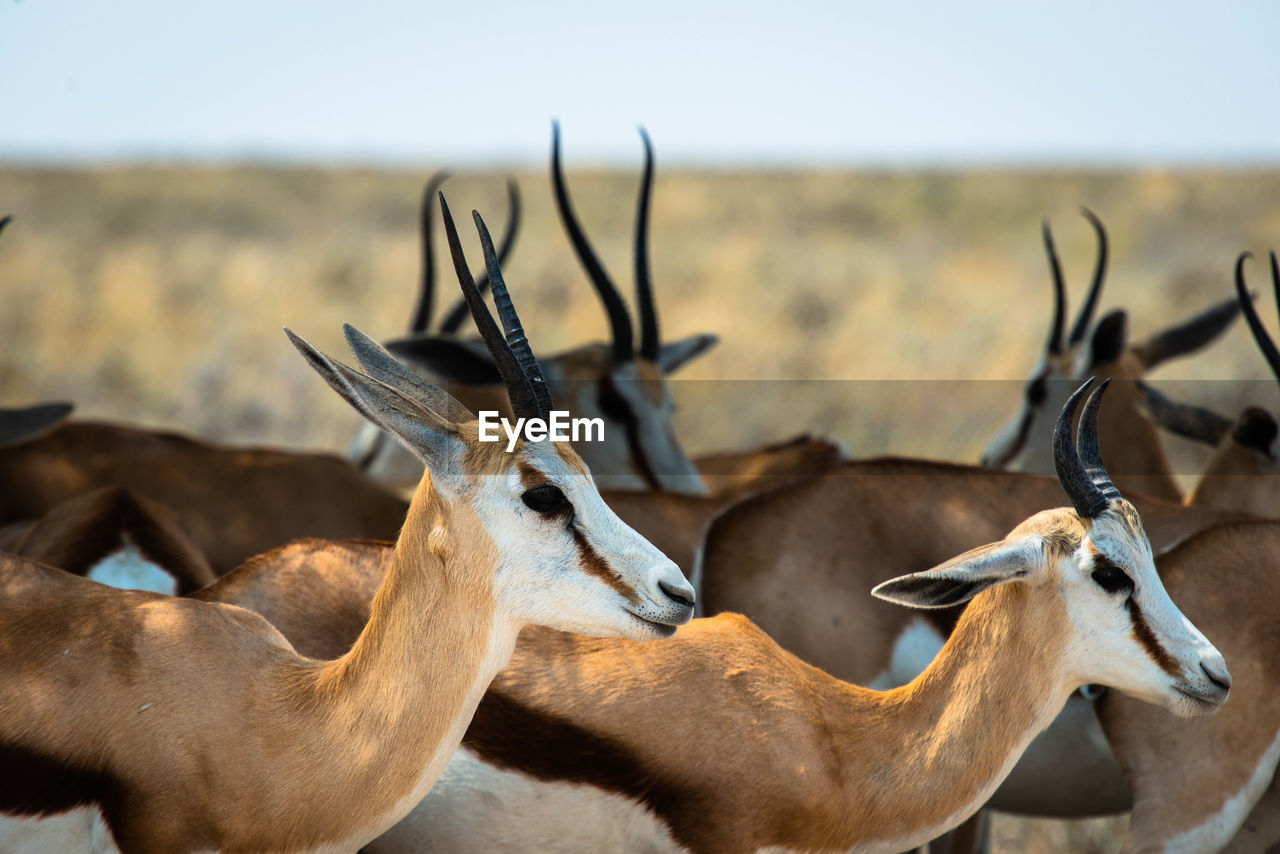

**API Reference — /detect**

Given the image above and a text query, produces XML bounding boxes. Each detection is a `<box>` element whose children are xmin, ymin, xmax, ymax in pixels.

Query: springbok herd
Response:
<box><xmin>1</xmin><ymin>127</ymin><xmax>1279</xmax><ymax>854</ymax></box>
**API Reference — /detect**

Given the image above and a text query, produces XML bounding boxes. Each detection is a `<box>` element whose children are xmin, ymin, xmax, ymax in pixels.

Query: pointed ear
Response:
<box><xmin>0</xmin><ymin>401</ymin><xmax>74</xmax><ymax>445</ymax></box>
<box><xmin>383</xmin><ymin>334</ymin><xmax>504</xmax><ymax>386</ymax></box>
<box><xmin>1088</xmin><ymin>310</ymin><xmax>1128</xmax><ymax>368</ymax></box>
<box><xmin>286</xmin><ymin>329</ymin><xmax>465</xmax><ymax>471</ymax></box>
<box><xmin>1130</xmin><ymin>294</ymin><xmax>1243</xmax><ymax>371</ymax></box>
<box><xmin>343</xmin><ymin>325</ymin><xmax>475</xmax><ymax>425</ymax></box>
<box><xmin>1133</xmin><ymin>380</ymin><xmax>1233</xmax><ymax>447</ymax></box>
<box><xmin>872</xmin><ymin>538</ymin><xmax>1038</xmax><ymax>609</ymax></box>
<box><xmin>657</xmin><ymin>333</ymin><xmax>719</xmax><ymax>374</ymax></box>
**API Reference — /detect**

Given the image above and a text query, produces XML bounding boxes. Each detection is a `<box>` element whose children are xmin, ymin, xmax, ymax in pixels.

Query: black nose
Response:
<box><xmin>1202</xmin><ymin>660</ymin><xmax>1232</xmax><ymax>692</ymax></box>
<box><xmin>659</xmin><ymin>580</ymin><xmax>695</xmax><ymax>608</ymax></box>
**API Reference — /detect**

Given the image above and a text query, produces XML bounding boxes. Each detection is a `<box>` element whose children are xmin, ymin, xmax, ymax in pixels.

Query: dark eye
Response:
<box><xmin>521</xmin><ymin>484</ymin><xmax>572</xmax><ymax>517</ymax></box>
<box><xmin>1091</xmin><ymin>563</ymin><xmax>1134</xmax><ymax>596</ymax></box>
<box><xmin>597</xmin><ymin>380</ymin><xmax>632</xmax><ymax>422</ymax></box>
<box><xmin>1027</xmin><ymin>376</ymin><xmax>1047</xmax><ymax>406</ymax></box>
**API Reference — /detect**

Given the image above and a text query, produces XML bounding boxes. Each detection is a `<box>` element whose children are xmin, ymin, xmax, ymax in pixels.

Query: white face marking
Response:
<box><xmin>85</xmin><ymin>539</ymin><xmax>178</xmax><ymax>596</ymax></box>
<box><xmin>985</xmin><ymin>356</ymin><xmax>1091</xmax><ymax>475</ymax></box>
<box><xmin>1158</xmin><ymin>729</ymin><xmax>1280</xmax><ymax>854</ymax></box>
<box><xmin>366</xmin><ymin>747</ymin><xmax>684</xmax><ymax>854</ymax></box>
<box><xmin>1058</xmin><ymin>509</ymin><xmax>1227</xmax><ymax>716</ymax></box>
<box><xmin>547</xmin><ymin>359</ymin><xmax>705</xmax><ymax>495</ymax></box>
<box><xmin>472</xmin><ymin>442</ymin><xmax>694</xmax><ymax>640</ymax></box>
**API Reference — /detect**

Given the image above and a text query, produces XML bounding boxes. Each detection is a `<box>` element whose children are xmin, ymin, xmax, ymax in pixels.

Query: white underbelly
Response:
<box><xmin>0</xmin><ymin>807</ymin><xmax>118</xmax><ymax>854</ymax></box>
<box><xmin>366</xmin><ymin>746</ymin><xmax>685</xmax><ymax>854</ymax></box>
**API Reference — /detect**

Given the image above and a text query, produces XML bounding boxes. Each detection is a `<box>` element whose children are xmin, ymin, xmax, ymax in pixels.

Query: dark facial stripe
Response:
<box><xmin>517</xmin><ymin>461</ymin><xmax>545</xmax><ymax>491</ymax></box>
<box><xmin>572</xmin><ymin>528</ymin><xmax>639</xmax><ymax>603</ymax></box>
<box><xmin>597</xmin><ymin>376</ymin><xmax>662</xmax><ymax>490</ymax></box>
<box><xmin>1127</xmin><ymin>598</ymin><xmax>1180</xmax><ymax>676</ymax></box>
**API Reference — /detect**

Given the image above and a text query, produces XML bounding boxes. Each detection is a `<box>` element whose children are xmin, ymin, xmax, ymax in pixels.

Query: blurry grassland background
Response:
<box><xmin>4</xmin><ymin>167</ymin><xmax>1279</xmax><ymax>850</ymax></box>
<box><xmin>4</xmin><ymin>167</ymin><xmax>1279</xmax><ymax>484</ymax></box>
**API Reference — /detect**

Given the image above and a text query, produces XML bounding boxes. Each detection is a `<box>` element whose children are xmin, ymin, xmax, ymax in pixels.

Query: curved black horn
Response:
<box><xmin>409</xmin><ymin>170</ymin><xmax>452</xmax><ymax>334</ymax></box>
<box><xmin>634</xmin><ymin>127</ymin><xmax>660</xmax><ymax>361</ymax></box>
<box><xmin>1042</xmin><ymin>220</ymin><xmax>1067</xmax><ymax>355</ymax></box>
<box><xmin>439</xmin><ymin>193</ymin><xmax>542</xmax><ymax>419</ymax></box>
<box><xmin>1075</xmin><ymin>378</ymin><xmax>1123</xmax><ymax>506</ymax></box>
<box><xmin>1067</xmin><ymin>207</ymin><xmax>1109</xmax><ymax>346</ymax></box>
<box><xmin>439</xmin><ymin>178</ymin><xmax>521</xmax><ymax>335</ymax></box>
<box><xmin>473</xmin><ymin>209</ymin><xmax>553</xmax><ymax>420</ymax></box>
<box><xmin>1236</xmin><ymin>252</ymin><xmax>1280</xmax><ymax>383</ymax></box>
<box><xmin>551</xmin><ymin>121</ymin><xmax>635</xmax><ymax>362</ymax></box>
<box><xmin>1053</xmin><ymin>378</ymin><xmax>1112</xmax><ymax>518</ymax></box>
<box><xmin>0</xmin><ymin>215</ymin><xmax>12</xmax><ymax>237</ymax></box>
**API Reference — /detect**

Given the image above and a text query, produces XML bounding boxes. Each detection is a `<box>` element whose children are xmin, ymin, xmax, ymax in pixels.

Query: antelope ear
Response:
<box><xmin>286</xmin><ymin>329</ymin><xmax>466</xmax><ymax>474</ymax></box>
<box><xmin>657</xmin><ymin>333</ymin><xmax>719</xmax><ymax>374</ymax></box>
<box><xmin>1088</xmin><ymin>310</ymin><xmax>1128</xmax><ymax>368</ymax></box>
<box><xmin>1130</xmin><ymin>294</ymin><xmax>1244</xmax><ymax>371</ymax></box>
<box><xmin>383</xmin><ymin>335</ymin><xmax>504</xmax><ymax>386</ymax></box>
<box><xmin>872</xmin><ymin>538</ymin><xmax>1038</xmax><ymax>609</ymax></box>
<box><xmin>1133</xmin><ymin>380</ymin><xmax>1233</xmax><ymax>448</ymax></box>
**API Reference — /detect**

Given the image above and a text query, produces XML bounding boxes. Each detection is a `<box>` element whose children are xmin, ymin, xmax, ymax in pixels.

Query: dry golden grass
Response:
<box><xmin>3</xmin><ymin>165</ymin><xmax>1278</xmax><ymax>851</ymax></box>
<box><xmin>6</xmin><ymin>167</ymin><xmax>1280</xmax><ymax>468</ymax></box>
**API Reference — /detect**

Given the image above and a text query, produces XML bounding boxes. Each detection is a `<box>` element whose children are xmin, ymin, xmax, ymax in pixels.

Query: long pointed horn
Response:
<box><xmin>1042</xmin><ymin>220</ymin><xmax>1067</xmax><ymax>355</ymax></box>
<box><xmin>439</xmin><ymin>178</ymin><xmax>521</xmax><ymax>334</ymax></box>
<box><xmin>634</xmin><ymin>127</ymin><xmax>660</xmax><ymax>362</ymax></box>
<box><xmin>473</xmin><ymin>209</ymin><xmax>553</xmax><ymax>420</ymax></box>
<box><xmin>1067</xmin><ymin>207</ymin><xmax>1109</xmax><ymax>345</ymax></box>
<box><xmin>1053</xmin><ymin>378</ymin><xmax>1111</xmax><ymax>518</ymax></box>
<box><xmin>1075</xmin><ymin>378</ymin><xmax>1123</xmax><ymax>506</ymax></box>
<box><xmin>551</xmin><ymin>121</ymin><xmax>635</xmax><ymax>362</ymax></box>
<box><xmin>439</xmin><ymin>193</ymin><xmax>541</xmax><ymax>417</ymax></box>
<box><xmin>0</xmin><ymin>215</ymin><xmax>12</xmax><ymax>237</ymax></box>
<box><xmin>1236</xmin><ymin>252</ymin><xmax>1280</xmax><ymax>383</ymax></box>
<box><xmin>409</xmin><ymin>170</ymin><xmax>452</xmax><ymax>334</ymax></box>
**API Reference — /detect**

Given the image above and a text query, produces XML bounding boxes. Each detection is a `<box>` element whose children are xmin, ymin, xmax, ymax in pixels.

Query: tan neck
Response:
<box><xmin>260</xmin><ymin>474</ymin><xmax>518</xmax><ymax>848</ymax></box>
<box><xmin>811</xmin><ymin>583</ymin><xmax>1074</xmax><ymax>850</ymax></box>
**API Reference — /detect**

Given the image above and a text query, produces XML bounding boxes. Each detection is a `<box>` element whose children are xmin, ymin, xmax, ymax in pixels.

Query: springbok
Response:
<box><xmin>1184</xmin><ymin>251</ymin><xmax>1280</xmax><ymax>513</ymax></box>
<box><xmin>375</xmin><ymin>124</ymin><xmax>717</xmax><ymax>494</ymax></box>
<box><xmin>697</xmin><ymin>456</ymin><xmax>1280</xmax><ymax>848</ymax></box>
<box><xmin>0</xmin><ymin>203</ymin><xmax>695</xmax><ymax>853</ymax></box>
<box><xmin>982</xmin><ymin>208</ymin><xmax>1242</xmax><ymax>501</ymax></box>
<box><xmin>185</xmin><ymin>382</ymin><xmax>1229</xmax><ymax>853</ymax></box>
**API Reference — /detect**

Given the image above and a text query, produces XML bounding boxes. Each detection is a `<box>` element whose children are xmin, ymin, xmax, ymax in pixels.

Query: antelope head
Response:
<box><xmin>982</xmin><ymin>210</ymin><xmax>1241</xmax><ymax>495</ymax></box>
<box><xmin>881</xmin><ymin>380</ymin><xmax>1230</xmax><ymax>717</ymax></box>
<box><xmin>298</xmin><ymin>199</ymin><xmax>696</xmax><ymax>639</ymax></box>
<box><xmin>1184</xmin><ymin>252</ymin><xmax>1280</xmax><ymax>511</ymax></box>
<box><xmin>377</xmin><ymin>126</ymin><xmax>716</xmax><ymax>494</ymax></box>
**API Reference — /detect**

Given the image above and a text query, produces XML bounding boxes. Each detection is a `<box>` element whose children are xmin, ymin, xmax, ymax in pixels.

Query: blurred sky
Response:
<box><xmin>2</xmin><ymin>0</ymin><xmax>1277</xmax><ymax>167</ymax></box>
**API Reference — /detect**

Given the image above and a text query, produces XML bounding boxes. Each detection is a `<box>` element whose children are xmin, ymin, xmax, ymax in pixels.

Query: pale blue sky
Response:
<box><xmin>2</xmin><ymin>1</ymin><xmax>1277</xmax><ymax>166</ymax></box>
